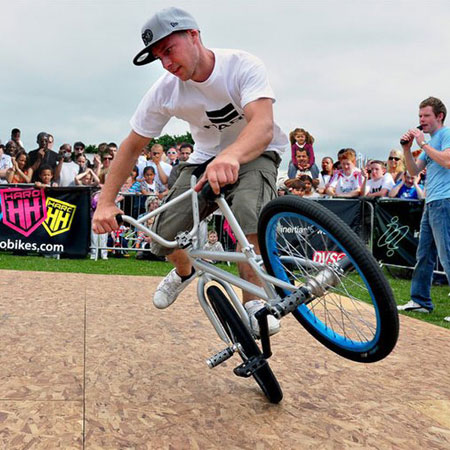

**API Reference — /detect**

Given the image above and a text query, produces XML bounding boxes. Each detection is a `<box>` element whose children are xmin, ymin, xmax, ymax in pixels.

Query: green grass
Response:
<box><xmin>0</xmin><ymin>252</ymin><xmax>239</xmax><ymax>277</ymax></box>
<box><xmin>0</xmin><ymin>253</ymin><xmax>448</xmax><ymax>329</ymax></box>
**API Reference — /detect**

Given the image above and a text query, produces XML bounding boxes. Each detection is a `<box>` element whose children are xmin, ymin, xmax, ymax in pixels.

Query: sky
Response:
<box><xmin>2</xmin><ymin>0</ymin><xmax>450</xmax><ymax>170</ymax></box>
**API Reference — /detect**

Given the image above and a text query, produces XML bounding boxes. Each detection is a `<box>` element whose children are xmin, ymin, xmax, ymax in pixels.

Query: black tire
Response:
<box><xmin>206</xmin><ymin>286</ymin><xmax>283</xmax><ymax>403</ymax></box>
<box><xmin>258</xmin><ymin>196</ymin><xmax>399</xmax><ymax>363</ymax></box>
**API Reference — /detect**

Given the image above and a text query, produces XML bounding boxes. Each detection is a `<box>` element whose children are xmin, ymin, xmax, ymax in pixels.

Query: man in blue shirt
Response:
<box><xmin>397</xmin><ymin>97</ymin><xmax>450</xmax><ymax>314</ymax></box>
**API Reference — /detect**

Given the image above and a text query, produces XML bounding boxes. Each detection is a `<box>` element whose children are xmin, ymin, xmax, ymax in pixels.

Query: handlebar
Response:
<box><xmin>199</xmin><ymin>181</ymin><xmax>236</xmax><ymax>201</ymax></box>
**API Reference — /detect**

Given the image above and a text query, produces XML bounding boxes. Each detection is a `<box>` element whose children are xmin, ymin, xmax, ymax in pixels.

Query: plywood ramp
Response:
<box><xmin>0</xmin><ymin>269</ymin><xmax>449</xmax><ymax>449</ymax></box>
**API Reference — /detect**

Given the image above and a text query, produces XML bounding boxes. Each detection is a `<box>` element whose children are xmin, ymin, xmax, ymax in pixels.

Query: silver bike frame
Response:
<box><xmin>120</xmin><ymin>176</ymin><xmax>297</xmax><ymax>345</ymax></box>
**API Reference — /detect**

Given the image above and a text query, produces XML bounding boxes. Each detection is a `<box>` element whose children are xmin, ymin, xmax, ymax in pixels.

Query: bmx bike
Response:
<box><xmin>118</xmin><ymin>176</ymin><xmax>399</xmax><ymax>403</ymax></box>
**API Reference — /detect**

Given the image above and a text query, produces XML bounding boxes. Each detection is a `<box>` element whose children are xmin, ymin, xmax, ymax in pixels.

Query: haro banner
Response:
<box><xmin>0</xmin><ymin>186</ymin><xmax>91</xmax><ymax>257</ymax></box>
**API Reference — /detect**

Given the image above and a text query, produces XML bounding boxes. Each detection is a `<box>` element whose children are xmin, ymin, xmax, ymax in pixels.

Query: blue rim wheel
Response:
<box><xmin>258</xmin><ymin>196</ymin><xmax>399</xmax><ymax>363</ymax></box>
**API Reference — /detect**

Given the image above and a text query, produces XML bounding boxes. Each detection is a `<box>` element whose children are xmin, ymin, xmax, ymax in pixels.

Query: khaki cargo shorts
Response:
<box><xmin>150</xmin><ymin>151</ymin><xmax>280</xmax><ymax>256</ymax></box>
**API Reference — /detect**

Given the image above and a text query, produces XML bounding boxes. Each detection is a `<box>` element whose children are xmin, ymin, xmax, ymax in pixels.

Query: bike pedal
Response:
<box><xmin>206</xmin><ymin>345</ymin><xmax>239</xmax><ymax>368</ymax></box>
<box><xmin>233</xmin><ymin>355</ymin><xmax>267</xmax><ymax>378</ymax></box>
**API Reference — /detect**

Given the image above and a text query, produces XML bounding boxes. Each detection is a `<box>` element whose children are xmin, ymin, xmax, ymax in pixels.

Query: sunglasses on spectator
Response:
<box><xmin>103</xmin><ymin>156</ymin><xmax>112</xmax><ymax>160</ymax></box>
<box><xmin>75</xmin><ymin>147</ymin><xmax>84</xmax><ymax>151</ymax></box>
<box><xmin>167</xmin><ymin>151</ymin><xmax>177</xmax><ymax>155</ymax></box>
<box><xmin>389</xmin><ymin>156</ymin><xmax>401</xmax><ymax>161</ymax></box>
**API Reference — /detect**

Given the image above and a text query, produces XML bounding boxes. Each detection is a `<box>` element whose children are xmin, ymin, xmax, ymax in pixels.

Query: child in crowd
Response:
<box><xmin>75</xmin><ymin>168</ymin><xmax>100</xmax><ymax>187</ymax></box>
<box><xmin>121</xmin><ymin>166</ymin><xmax>141</xmax><ymax>194</ymax></box>
<box><xmin>388</xmin><ymin>172</ymin><xmax>425</xmax><ymax>199</ymax></box>
<box><xmin>362</xmin><ymin>160</ymin><xmax>395</xmax><ymax>197</ymax></box>
<box><xmin>285</xmin><ymin>179</ymin><xmax>305</xmax><ymax>197</ymax></box>
<box><xmin>109</xmin><ymin>225</ymin><xmax>130</xmax><ymax>258</ymax></box>
<box><xmin>289</xmin><ymin>127</ymin><xmax>315</xmax><ymax>168</ymax></box>
<box><xmin>325</xmin><ymin>149</ymin><xmax>363</xmax><ymax>198</ymax></box>
<box><xmin>90</xmin><ymin>190</ymin><xmax>108</xmax><ymax>260</ymax></box>
<box><xmin>140</xmin><ymin>166</ymin><xmax>159</xmax><ymax>196</ymax></box>
<box><xmin>34</xmin><ymin>165</ymin><xmax>58</xmax><ymax>188</ymax></box>
<box><xmin>135</xmin><ymin>196</ymin><xmax>166</xmax><ymax>261</ymax></box>
<box><xmin>298</xmin><ymin>174</ymin><xmax>320</xmax><ymax>198</ymax></box>
<box><xmin>277</xmin><ymin>180</ymin><xmax>289</xmax><ymax>196</ymax></box>
<box><xmin>203</xmin><ymin>230</ymin><xmax>225</xmax><ymax>264</ymax></box>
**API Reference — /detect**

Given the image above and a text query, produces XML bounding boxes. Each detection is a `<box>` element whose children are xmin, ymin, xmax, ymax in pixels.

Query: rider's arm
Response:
<box><xmin>196</xmin><ymin>98</ymin><xmax>274</xmax><ymax>193</ymax></box>
<box><xmin>93</xmin><ymin>131</ymin><xmax>151</xmax><ymax>233</ymax></box>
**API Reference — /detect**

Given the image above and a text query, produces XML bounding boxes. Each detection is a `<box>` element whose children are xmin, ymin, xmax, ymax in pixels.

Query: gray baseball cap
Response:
<box><xmin>133</xmin><ymin>7</ymin><xmax>199</xmax><ymax>66</ymax></box>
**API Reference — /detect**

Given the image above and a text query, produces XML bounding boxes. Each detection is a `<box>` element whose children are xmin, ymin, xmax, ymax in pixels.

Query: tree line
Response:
<box><xmin>84</xmin><ymin>132</ymin><xmax>194</xmax><ymax>154</ymax></box>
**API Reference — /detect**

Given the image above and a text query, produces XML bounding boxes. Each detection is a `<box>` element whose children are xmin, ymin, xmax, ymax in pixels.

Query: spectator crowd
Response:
<box><xmin>0</xmin><ymin>126</ymin><xmax>427</xmax><ymax>259</ymax></box>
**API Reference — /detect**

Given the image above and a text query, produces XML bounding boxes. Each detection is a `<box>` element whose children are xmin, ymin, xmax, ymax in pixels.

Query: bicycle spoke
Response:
<box><xmin>273</xmin><ymin>214</ymin><xmax>378</xmax><ymax>344</ymax></box>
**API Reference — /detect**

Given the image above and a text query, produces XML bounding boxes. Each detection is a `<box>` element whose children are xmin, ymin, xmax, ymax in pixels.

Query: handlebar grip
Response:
<box><xmin>200</xmin><ymin>181</ymin><xmax>235</xmax><ymax>201</ymax></box>
<box><xmin>115</xmin><ymin>214</ymin><xmax>123</xmax><ymax>225</ymax></box>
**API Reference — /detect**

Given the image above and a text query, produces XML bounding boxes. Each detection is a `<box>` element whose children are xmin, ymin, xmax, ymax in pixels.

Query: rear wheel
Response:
<box><xmin>258</xmin><ymin>196</ymin><xmax>399</xmax><ymax>363</ymax></box>
<box><xmin>206</xmin><ymin>286</ymin><xmax>283</xmax><ymax>403</ymax></box>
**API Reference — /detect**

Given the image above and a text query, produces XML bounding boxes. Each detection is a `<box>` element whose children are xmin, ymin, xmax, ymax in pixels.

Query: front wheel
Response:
<box><xmin>206</xmin><ymin>286</ymin><xmax>283</xmax><ymax>403</ymax></box>
<box><xmin>258</xmin><ymin>196</ymin><xmax>399</xmax><ymax>363</ymax></box>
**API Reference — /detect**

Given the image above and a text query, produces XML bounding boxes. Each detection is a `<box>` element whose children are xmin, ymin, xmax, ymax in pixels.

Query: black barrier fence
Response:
<box><xmin>315</xmin><ymin>197</ymin><xmax>424</xmax><ymax>269</ymax></box>
<box><xmin>0</xmin><ymin>185</ymin><xmax>439</xmax><ymax>273</ymax></box>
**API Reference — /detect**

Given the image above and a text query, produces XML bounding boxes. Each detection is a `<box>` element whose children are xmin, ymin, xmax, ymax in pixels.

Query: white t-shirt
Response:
<box><xmin>365</xmin><ymin>173</ymin><xmax>395</xmax><ymax>195</ymax></box>
<box><xmin>318</xmin><ymin>173</ymin><xmax>332</xmax><ymax>190</ymax></box>
<box><xmin>140</xmin><ymin>180</ymin><xmax>158</xmax><ymax>194</ymax></box>
<box><xmin>303</xmin><ymin>191</ymin><xmax>321</xmax><ymax>198</ymax></box>
<box><xmin>130</xmin><ymin>48</ymin><xmax>288</xmax><ymax>164</ymax></box>
<box><xmin>329</xmin><ymin>169</ymin><xmax>363</xmax><ymax>195</ymax></box>
<box><xmin>58</xmin><ymin>161</ymin><xmax>80</xmax><ymax>187</ymax></box>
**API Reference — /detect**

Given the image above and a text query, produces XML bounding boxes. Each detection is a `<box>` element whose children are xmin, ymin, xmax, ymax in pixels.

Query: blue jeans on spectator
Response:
<box><xmin>411</xmin><ymin>199</ymin><xmax>450</xmax><ymax>310</ymax></box>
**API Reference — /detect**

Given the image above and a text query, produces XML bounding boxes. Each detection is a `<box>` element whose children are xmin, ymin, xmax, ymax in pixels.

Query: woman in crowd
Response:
<box><xmin>6</xmin><ymin>150</ymin><xmax>33</xmax><ymax>183</ymax></box>
<box><xmin>96</xmin><ymin>151</ymin><xmax>114</xmax><ymax>184</ymax></box>
<box><xmin>289</xmin><ymin>127</ymin><xmax>315</xmax><ymax>169</ymax></box>
<box><xmin>75</xmin><ymin>153</ymin><xmax>89</xmax><ymax>173</ymax></box>
<box><xmin>386</xmin><ymin>149</ymin><xmax>405</xmax><ymax>183</ymax></box>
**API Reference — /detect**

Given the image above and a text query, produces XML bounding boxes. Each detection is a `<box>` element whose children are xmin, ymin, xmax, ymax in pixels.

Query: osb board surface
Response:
<box><xmin>0</xmin><ymin>269</ymin><xmax>449</xmax><ymax>449</ymax></box>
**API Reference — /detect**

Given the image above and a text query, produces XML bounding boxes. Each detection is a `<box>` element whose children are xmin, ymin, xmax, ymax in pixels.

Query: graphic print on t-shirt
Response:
<box><xmin>204</xmin><ymin>103</ymin><xmax>244</xmax><ymax>131</ymax></box>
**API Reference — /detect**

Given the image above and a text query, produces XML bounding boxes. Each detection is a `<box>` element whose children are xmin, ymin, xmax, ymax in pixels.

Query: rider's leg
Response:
<box><xmin>238</xmin><ymin>233</ymin><xmax>281</xmax><ymax>336</ymax></box>
<box><xmin>153</xmin><ymin>248</ymin><xmax>196</xmax><ymax>309</ymax></box>
<box><xmin>167</xmin><ymin>248</ymin><xmax>192</xmax><ymax>277</ymax></box>
<box><xmin>237</xmin><ymin>233</ymin><xmax>261</xmax><ymax>304</ymax></box>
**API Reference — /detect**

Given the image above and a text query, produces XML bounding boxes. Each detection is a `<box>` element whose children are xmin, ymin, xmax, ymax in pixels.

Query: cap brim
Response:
<box><xmin>133</xmin><ymin>46</ymin><xmax>157</xmax><ymax>66</ymax></box>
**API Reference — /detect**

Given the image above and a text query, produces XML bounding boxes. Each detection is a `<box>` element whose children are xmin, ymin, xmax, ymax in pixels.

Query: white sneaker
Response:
<box><xmin>397</xmin><ymin>300</ymin><xmax>431</xmax><ymax>313</ymax></box>
<box><xmin>444</xmin><ymin>316</ymin><xmax>450</xmax><ymax>323</ymax></box>
<box><xmin>153</xmin><ymin>268</ymin><xmax>196</xmax><ymax>309</ymax></box>
<box><xmin>245</xmin><ymin>300</ymin><xmax>280</xmax><ymax>337</ymax></box>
